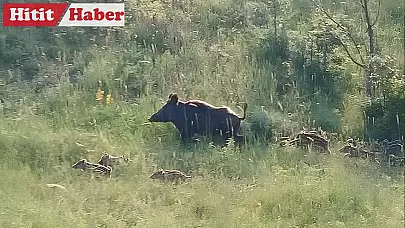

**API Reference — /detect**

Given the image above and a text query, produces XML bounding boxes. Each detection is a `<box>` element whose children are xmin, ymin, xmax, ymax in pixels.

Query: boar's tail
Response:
<box><xmin>239</xmin><ymin>103</ymin><xmax>248</xmax><ymax>120</ymax></box>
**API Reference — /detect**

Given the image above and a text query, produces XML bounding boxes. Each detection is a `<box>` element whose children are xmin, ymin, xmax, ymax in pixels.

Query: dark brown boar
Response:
<box><xmin>148</xmin><ymin>93</ymin><xmax>247</xmax><ymax>145</ymax></box>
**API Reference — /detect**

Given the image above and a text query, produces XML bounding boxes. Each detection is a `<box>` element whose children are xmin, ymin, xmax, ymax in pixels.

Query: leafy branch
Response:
<box><xmin>317</xmin><ymin>5</ymin><xmax>366</xmax><ymax>68</ymax></box>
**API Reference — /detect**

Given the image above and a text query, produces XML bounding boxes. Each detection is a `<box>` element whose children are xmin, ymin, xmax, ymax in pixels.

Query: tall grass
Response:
<box><xmin>0</xmin><ymin>0</ymin><xmax>403</xmax><ymax>227</ymax></box>
<box><xmin>0</xmin><ymin>84</ymin><xmax>403</xmax><ymax>227</ymax></box>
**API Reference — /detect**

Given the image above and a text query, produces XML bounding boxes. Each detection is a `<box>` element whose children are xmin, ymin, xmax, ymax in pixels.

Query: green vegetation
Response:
<box><xmin>0</xmin><ymin>0</ymin><xmax>403</xmax><ymax>227</ymax></box>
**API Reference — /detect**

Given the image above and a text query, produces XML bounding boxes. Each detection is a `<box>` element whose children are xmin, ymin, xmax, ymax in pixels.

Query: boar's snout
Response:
<box><xmin>148</xmin><ymin>110</ymin><xmax>171</xmax><ymax>123</ymax></box>
<box><xmin>150</xmin><ymin>173</ymin><xmax>159</xmax><ymax>179</ymax></box>
<box><xmin>148</xmin><ymin>114</ymin><xmax>158</xmax><ymax>122</ymax></box>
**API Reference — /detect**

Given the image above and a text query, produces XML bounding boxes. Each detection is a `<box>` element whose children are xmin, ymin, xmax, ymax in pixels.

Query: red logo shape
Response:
<box><xmin>68</xmin><ymin>8</ymin><xmax>125</xmax><ymax>21</ymax></box>
<box><xmin>2</xmin><ymin>3</ymin><xmax>69</xmax><ymax>27</ymax></box>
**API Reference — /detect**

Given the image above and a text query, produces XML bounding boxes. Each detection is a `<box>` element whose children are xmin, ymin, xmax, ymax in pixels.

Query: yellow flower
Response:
<box><xmin>96</xmin><ymin>87</ymin><xmax>104</xmax><ymax>103</ymax></box>
<box><xmin>106</xmin><ymin>94</ymin><xmax>113</xmax><ymax>105</ymax></box>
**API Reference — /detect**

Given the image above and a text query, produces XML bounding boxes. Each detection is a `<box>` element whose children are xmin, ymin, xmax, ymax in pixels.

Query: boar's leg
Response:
<box><xmin>234</xmin><ymin>135</ymin><xmax>246</xmax><ymax>149</ymax></box>
<box><xmin>179</xmin><ymin>127</ymin><xmax>195</xmax><ymax>144</ymax></box>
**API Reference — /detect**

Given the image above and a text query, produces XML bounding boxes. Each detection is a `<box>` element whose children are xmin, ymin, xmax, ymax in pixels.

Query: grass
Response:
<box><xmin>0</xmin><ymin>0</ymin><xmax>403</xmax><ymax>227</ymax></box>
<box><xmin>0</xmin><ymin>98</ymin><xmax>403</xmax><ymax>228</ymax></box>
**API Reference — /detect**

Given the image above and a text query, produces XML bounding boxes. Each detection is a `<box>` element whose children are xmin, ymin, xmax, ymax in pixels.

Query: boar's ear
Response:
<box><xmin>169</xmin><ymin>93</ymin><xmax>179</xmax><ymax>103</ymax></box>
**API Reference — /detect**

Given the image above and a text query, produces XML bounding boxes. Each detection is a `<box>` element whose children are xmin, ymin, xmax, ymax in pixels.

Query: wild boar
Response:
<box><xmin>97</xmin><ymin>152</ymin><xmax>132</xmax><ymax>168</ymax></box>
<box><xmin>72</xmin><ymin>159</ymin><xmax>112</xmax><ymax>178</ymax></box>
<box><xmin>148</xmin><ymin>93</ymin><xmax>247</xmax><ymax>145</ymax></box>
<box><xmin>150</xmin><ymin>169</ymin><xmax>192</xmax><ymax>183</ymax></box>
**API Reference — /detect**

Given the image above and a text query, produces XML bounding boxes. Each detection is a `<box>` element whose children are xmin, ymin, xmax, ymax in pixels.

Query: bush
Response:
<box><xmin>365</xmin><ymin>80</ymin><xmax>405</xmax><ymax>141</ymax></box>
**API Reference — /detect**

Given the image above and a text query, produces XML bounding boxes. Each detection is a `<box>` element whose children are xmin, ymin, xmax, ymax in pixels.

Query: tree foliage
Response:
<box><xmin>0</xmin><ymin>0</ymin><xmax>403</xmax><ymax>140</ymax></box>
